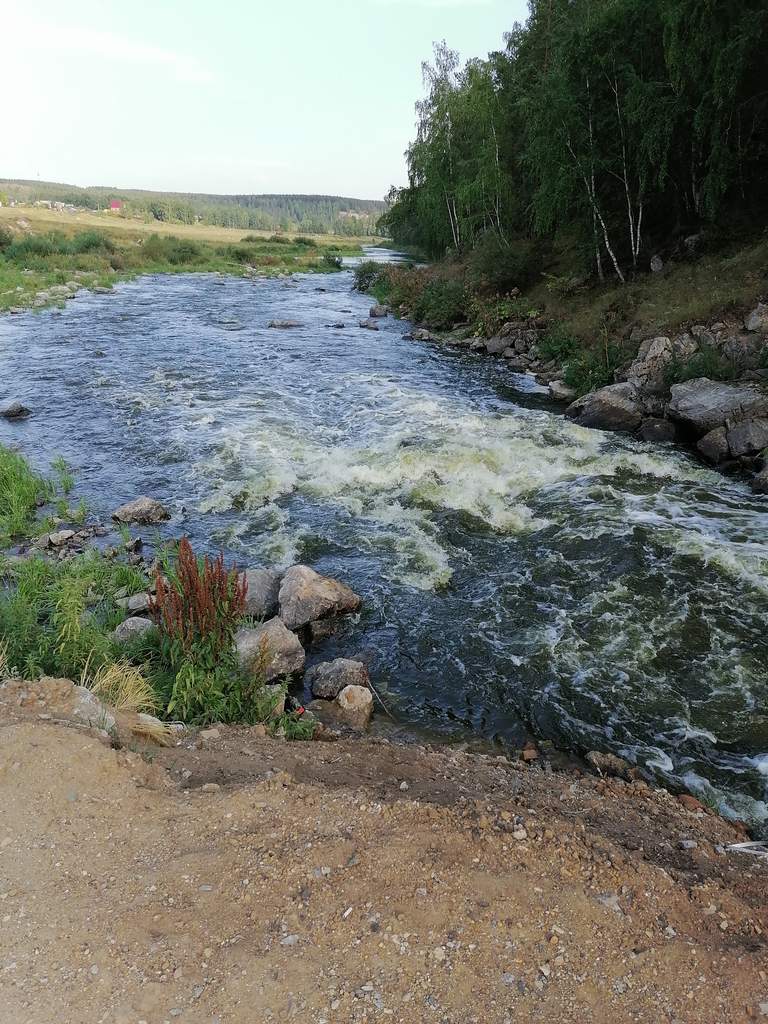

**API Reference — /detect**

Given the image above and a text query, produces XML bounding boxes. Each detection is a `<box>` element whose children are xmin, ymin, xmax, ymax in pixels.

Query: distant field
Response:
<box><xmin>0</xmin><ymin>205</ymin><xmax>380</xmax><ymax>248</ymax></box>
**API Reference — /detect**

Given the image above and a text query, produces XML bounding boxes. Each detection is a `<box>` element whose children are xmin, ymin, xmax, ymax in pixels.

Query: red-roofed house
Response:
<box><xmin>109</xmin><ymin>200</ymin><xmax>123</xmax><ymax>212</ymax></box>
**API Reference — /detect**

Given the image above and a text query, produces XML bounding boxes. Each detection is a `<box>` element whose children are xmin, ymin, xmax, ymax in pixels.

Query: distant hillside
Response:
<box><xmin>0</xmin><ymin>179</ymin><xmax>386</xmax><ymax>236</ymax></box>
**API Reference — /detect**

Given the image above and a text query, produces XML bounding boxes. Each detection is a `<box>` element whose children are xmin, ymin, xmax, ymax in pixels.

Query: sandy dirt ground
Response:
<box><xmin>1</xmin><ymin>708</ymin><xmax>767</xmax><ymax>1024</ymax></box>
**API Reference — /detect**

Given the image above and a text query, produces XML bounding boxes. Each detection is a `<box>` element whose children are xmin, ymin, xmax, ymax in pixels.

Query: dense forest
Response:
<box><xmin>0</xmin><ymin>180</ymin><xmax>385</xmax><ymax>236</ymax></box>
<box><xmin>381</xmin><ymin>0</ymin><xmax>768</xmax><ymax>282</ymax></box>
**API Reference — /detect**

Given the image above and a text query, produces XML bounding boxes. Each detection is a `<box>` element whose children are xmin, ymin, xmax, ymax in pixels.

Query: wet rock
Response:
<box><xmin>49</xmin><ymin>529</ymin><xmax>76</xmax><ymax>547</ymax></box>
<box><xmin>745</xmin><ymin>302</ymin><xmax>768</xmax><ymax>333</ymax></box>
<box><xmin>549</xmin><ymin>380</ymin><xmax>577</xmax><ymax>402</ymax></box>
<box><xmin>752</xmin><ymin>467</ymin><xmax>768</xmax><ymax>494</ymax></box>
<box><xmin>566</xmin><ymin>382</ymin><xmax>644</xmax><ymax>433</ymax></box>
<box><xmin>112</xmin><ymin>497</ymin><xmax>171</xmax><ymax>525</ymax></box>
<box><xmin>411</xmin><ymin>328</ymin><xmax>436</xmax><ymax>342</ymax></box>
<box><xmin>725</xmin><ymin>417</ymin><xmax>768</xmax><ymax>458</ymax></box>
<box><xmin>369</xmin><ymin>304</ymin><xmax>388</xmax><ymax>318</ymax></box>
<box><xmin>697</xmin><ymin>426</ymin><xmax>729</xmax><ymax>463</ymax></box>
<box><xmin>586</xmin><ymin>751</ymin><xmax>637</xmax><ymax>781</ymax></box>
<box><xmin>1</xmin><ymin>400</ymin><xmax>31</xmax><ymax>419</ymax></box>
<box><xmin>278</xmin><ymin>565</ymin><xmax>361</xmax><ymax>631</ymax></box>
<box><xmin>308</xmin><ymin>618</ymin><xmax>337</xmax><ymax>643</ymax></box>
<box><xmin>335</xmin><ymin>684</ymin><xmax>373</xmax><ymax>729</ymax></box>
<box><xmin>667</xmin><ymin>378</ymin><xmax>768</xmax><ymax>435</ymax></box>
<box><xmin>235</xmin><ymin>617</ymin><xmax>305</xmax><ymax>681</ymax></box>
<box><xmin>639</xmin><ymin>417</ymin><xmax>676</xmax><ymax>443</ymax></box>
<box><xmin>306</xmin><ymin>659</ymin><xmax>371</xmax><ymax>700</ymax></box>
<box><xmin>240</xmin><ymin>568</ymin><xmax>282</xmax><ymax>620</ymax></box>
<box><xmin>267</xmin><ymin>320</ymin><xmax>303</xmax><ymax>329</ymax></box>
<box><xmin>113</xmin><ymin>617</ymin><xmax>155</xmax><ymax>644</ymax></box>
<box><xmin>358</xmin><ymin>319</ymin><xmax>380</xmax><ymax>331</ymax></box>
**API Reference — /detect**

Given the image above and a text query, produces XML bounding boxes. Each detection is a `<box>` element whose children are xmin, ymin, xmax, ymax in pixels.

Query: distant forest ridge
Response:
<box><xmin>0</xmin><ymin>179</ymin><xmax>387</xmax><ymax>235</ymax></box>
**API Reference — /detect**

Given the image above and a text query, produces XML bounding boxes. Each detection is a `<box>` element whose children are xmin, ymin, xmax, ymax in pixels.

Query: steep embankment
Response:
<box><xmin>1</xmin><ymin>703</ymin><xmax>767</xmax><ymax>1023</ymax></box>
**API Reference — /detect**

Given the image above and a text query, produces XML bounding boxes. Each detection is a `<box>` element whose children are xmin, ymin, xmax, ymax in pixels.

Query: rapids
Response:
<box><xmin>1</xmin><ymin>252</ymin><xmax>767</xmax><ymax>829</ymax></box>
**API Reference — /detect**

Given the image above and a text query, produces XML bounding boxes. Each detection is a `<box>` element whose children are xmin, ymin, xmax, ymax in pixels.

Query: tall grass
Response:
<box><xmin>0</xmin><ymin>448</ymin><xmax>52</xmax><ymax>544</ymax></box>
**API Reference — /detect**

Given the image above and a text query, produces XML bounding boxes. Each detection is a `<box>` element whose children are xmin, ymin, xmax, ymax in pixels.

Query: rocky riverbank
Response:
<box><xmin>401</xmin><ymin>301</ymin><xmax>768</xmax><ymax>489</ymax></box>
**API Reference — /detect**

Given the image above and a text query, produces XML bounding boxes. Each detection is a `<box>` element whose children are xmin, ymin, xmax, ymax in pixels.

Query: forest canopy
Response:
<box><xmin>380</xmin><ymin>0</ymin><xmax>768</xmax><ymax>281</ymax></box>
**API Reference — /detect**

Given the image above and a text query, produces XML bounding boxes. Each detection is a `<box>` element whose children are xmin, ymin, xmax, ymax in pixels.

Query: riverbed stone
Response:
<box><xmin>484</xmin><ymin>336</ymin><xmax>509</xmax><ymax>356</ymax></box>
<box><xmin>116</xmin><ymin>593</ymin><xmax>153</xmax><ymax>614</ymax></box>
<box><xmin>306</xmin><ymin>659</ymin><xmax>371</xmax><ymax>700</ymax></box>
<box><xmin>1</xmin><ymin>400</ymin><xmax>31</xmax><ymax>419</ymax></box>
<box><xmin>240</xmin><ymin>568</ymin><xmax>282</xmax><ymax>620</ymax></box>
<box><xmin>335</xmin><ymin>684</ymin><xmax>373</xmax><ymax>729</ymax></box>
<box><xmin>752</xmin><ymin>467</ymin><xmax>768</xmax><ymax>493</ymax></box>
<box><xmin>112</xmin><ymin>497</ymin><xmax>171</xmax><ymax>525</ymax></box>
<box><xmin>235</xmin><ymin>617</ymin><xmax>305</xmax><ymax>681</ymax></box>
<box><xmin>369</xmin><ymin>304</ymin><xmax>388</xmax><ymax>318</ymax></box>
<box><xmin>278</xmin><ymin>565</ymin><xmax>361</xmax><ymax>631</ymax></box>
<box><xmin>565</xmin><ymin>382</ymin><xmax>644</xmax><ymax>433</ymax></box>
<box><xmin>267</xmin><ymin>320</ymin><xmax>302</xmax><ymax>329</ymax></box>
<box><xmin>113</xmin><ymin>617</ymin><xmax>155</xmax><ymax>644</ymax></box>
<box><xmin>626</xmin><ymin>336</ymin><xmax>674</xmax><ymax>393</ymax></box>
<box><xmin>725</xmin><ymin>417</ymin><xmax>768</xmax><ymax>457</ymax></box>
<box><xmin>697</xmin><ymin>426</ymin><xmax>729</xmax><ymax>463</ymax></box>
<box><xmin>639</xmin><ymin>417</ymin><xmax>676</xmax><ymax>443</ymax></box>
<box><xmin>358</xmin><ymin>319</ymin><xmax>380</xmax><ymax>331</ymax></box>
<box><xmin>667</xmin><ymin>378</ymin><xmax>768</xmax><ymax>435</ymax></box>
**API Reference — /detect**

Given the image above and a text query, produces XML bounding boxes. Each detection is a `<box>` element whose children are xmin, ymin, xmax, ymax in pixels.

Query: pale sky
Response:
<box><xmin>3</xmin><ymin>0</ymin><xmax>528</xmax><ymax>200</ymax></box>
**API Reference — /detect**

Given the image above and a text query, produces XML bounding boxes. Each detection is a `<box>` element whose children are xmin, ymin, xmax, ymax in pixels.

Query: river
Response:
<box><xmin>1</xmin><ymin>250</ymin><xmax>767</xmax><ymax>830</ymax></box>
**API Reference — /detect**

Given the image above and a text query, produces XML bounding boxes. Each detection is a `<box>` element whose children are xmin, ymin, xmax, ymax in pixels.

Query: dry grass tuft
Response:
<box><xmin>130</xmin><ymin>713</ymin><xmax>174</xmax><ymax>746</ymax></box>
<box><xmin>84</xmin><ymin>658</ymin><xmax>158</xmax><ymax>715</ymax></box>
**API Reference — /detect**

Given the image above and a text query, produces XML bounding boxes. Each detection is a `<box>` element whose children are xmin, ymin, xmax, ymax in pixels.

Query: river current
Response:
<box><xmin>2</xmin><ymin>252</ymin><xmax>767</xmax><ymax>829</ymax></box>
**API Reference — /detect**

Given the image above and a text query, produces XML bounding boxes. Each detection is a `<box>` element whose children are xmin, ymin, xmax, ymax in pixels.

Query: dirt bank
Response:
<box><xmin>1</xmin><ymin>703</ymin><xmax>767</xmax><ymax>1024</ymax></box>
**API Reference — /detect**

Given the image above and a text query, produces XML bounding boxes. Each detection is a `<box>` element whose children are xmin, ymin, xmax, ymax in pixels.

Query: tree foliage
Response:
<box><xmin>380</xmin><ymin>0</ymin><xmax>768</xmax><ymax>281</ymax></box>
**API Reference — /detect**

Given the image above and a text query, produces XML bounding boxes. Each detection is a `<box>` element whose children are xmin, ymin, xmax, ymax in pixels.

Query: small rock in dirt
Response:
<box><xmin>521</xmin><ymin>741</ymin><xmax>540</xmax><ymax>762</ymax></box>
<box><xmin>679</xmin><ymin>839</ymin><xmax>698</xmax><ymax>850</ymax></box>
<box><xmin>112</xmin><ymin>496</ymin><xmax>171</xmax><ymax>525</ymax></box>
<box><xmin>335</xmin><ymin>684</ymin><xmax>373</xmax><ymax>729</ymax></box>
<box><xmin>1</xmin><ymin>401</ymin><xmax>31</xmax><ymax>419</ymax></box>
<box><xmin>678</xmin><ymin>793</ymin><xmax>706</xmax><ymax>813</ymax></box>
<box><xmin>399</xmin><ymin>781</ymin><xmax>409</xmax><ymax>792</ymax></box>
<box><xmin>585</xmin><ymin>750</ymin><xmax>637</xmax><ymax>781</ymax></box>
<box><xmin>113</xmin><ymin>617</ymin><xmax>155</xmax><ymax>644</ymax></box>
<box><xmin>199</xmin><ymin>728</ymin><xmax>221</xmax><ymax>743</ymax></box>
<box><xmin>201</xmin><ymin>783</ymin><xmax>220</xmax><ymax>793</ymax></box>
<box><xmin>306</xmin><ymin>658</ymin><xmax>370</xmax><ymax>700</ymax></box>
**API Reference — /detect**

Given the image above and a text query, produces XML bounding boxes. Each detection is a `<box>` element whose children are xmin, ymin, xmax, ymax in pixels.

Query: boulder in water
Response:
<box><xmin>1</xmin><ymin>401</ymin><xmax>31</xmax><ymax>420</ymax></box>
<box><xmin>639</xmin><ymin>417</ymin><xmax>676</xmax><ymax>443</ymax></box>
<box><xmin>484</xmin><ymin>336</ymin><xmax>509</xmax><ymax>355</ymax></box>
<box><xmin>697</xmin><ymin>427</ymin><xmax>729</xmax><ymax>463</ymax></box>
<box><xmin>566</xmin><ymin>382</ymin><xmax>644</xmax><ymax>433</ymax></box>
<box><xmin>369</xmin><ymin>304</ymin><xmax>388</xmax><ymax>318</ymax></box>
<box><xmin>306</xmin><ymin>658</ymin><xmax>370</xmax><ymax>700</ymax></box>
<box><xmin>267</xmin><ymin>320</ymin><xmax>303</xmax><ymax>329</ymax></box>
<box><xmin>112</xmin><ymin>497</ymin><xmax>171</xmax><ymax>525</ymax></box>
<box><xmin>278</xmin><ymin>565</ymin><xmax>361</xmax><ymax>631</ymax></box>
<box><xmin>667</xmin><ymin>378</ymin><xmax>768</xmax><ymax>435</ymax></box>
<box><xmin>240</xmin><ymin>568</ymin><xmax>282</xmax><ymax>620</ymax></box>
<box><xmin>752</xmin><ymin>467</ymin><xmax>768</xmax><ymax>493</ymax></box>
<box><xmin>549</xmin><ymin>380</ymin><xmax>577</xmax><ymax>402</ymax></box>
<box><xmin>235</xmin><ymin>617</ymin><xmax>305</xmax><ymax>681</ymax></box>
<box><xmin>725</xmin><ymin>417</ymin><xmax>768</xmax><ymax>458</ymax></box>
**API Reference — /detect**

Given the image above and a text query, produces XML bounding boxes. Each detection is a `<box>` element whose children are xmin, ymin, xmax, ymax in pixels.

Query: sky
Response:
<box><xmin>3</xmin><ymin>0</ymin><xmax>529</xmax><ymax>200</ymax></box>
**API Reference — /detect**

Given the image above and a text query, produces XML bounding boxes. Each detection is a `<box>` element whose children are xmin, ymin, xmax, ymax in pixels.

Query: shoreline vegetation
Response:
<box><xmin>0</xmin><ymin>204</ymin><xmax>373</xmax><ymax>313</ymax></box>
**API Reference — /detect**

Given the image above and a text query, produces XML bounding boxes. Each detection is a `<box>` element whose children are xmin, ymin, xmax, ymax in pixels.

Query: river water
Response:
<box><xmin>1</xmin><ymin>252</ymin><xmax>767</xmax><ymax>829</ymax></box>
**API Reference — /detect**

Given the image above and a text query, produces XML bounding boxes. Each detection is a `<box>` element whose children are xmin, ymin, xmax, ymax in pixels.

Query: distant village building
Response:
<box><xmin>109</xmin><ymin>200</ymin><xmax>123</xmax><ymax>212</ymax></box>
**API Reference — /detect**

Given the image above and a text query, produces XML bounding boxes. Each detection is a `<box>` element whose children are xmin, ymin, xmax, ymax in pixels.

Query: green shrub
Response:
<box><xmin>322</xmin><ymin>253</ymin><xmax>343</xmax><ymax>269</ymax></box>
<box><xmin>353</xmin><ymin>260</ymin><xmax>385</xmax><ymax>293</ymax></box>
<box><xmin>5</xmin><ymin>234</ymin><xmax>60</xmax><ymax>260</ymax></box>
<box><xmin>293</xmin><ymin>236</ymin><xmax>316</xmax><ymax>247</ymax></box>
<box><xmin>69</xmin><ymin>230</ymin><xmax>115</xmax><ymax>254</ymax></box>
<box><xmin>563</xmin><ymin>341</ymin><xmax>624</xmax><ymax>396</ymax></box>
<box><xmin>467</xmin><ymin>234</ymin><xmax>544</xmax><ymax>294</ymax></box>
<box><xmin>143</xmin><ymin>234</ymin><xmax>203</xmax><ymax>266</ymax></box>
<box><xmin>470</xmin><ymin>294</ymin><xmax>539</xmax><ymax>336</ymax></box>
<box><xmin>665</xmin><ymin>345</ymin><xmax>739</xmax><ymax>384</ymax></box>
<box><xmin>538</xmin><ymin>325</ymin><xmax>580</xmax><ymax>363</ymax></box>
<box><xmin>0</xmin><ymin>226</ymin><xmax>13</xmax><ymax>251</ymax></box>
<box><xmin>412</xmin><ymin>279</ymin><xmax>468</xmax><ymax>330</ymax></box>
<box><xmin>268</xmin><ymin>234</ymin><xmax>290</xmax><ymax>244</ymax></box>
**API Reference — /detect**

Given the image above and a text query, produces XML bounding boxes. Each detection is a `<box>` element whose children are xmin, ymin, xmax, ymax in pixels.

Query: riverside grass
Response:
<box><xmin>0</xmin><ymin>446</ymin><xmax>313</xmax><ymax>737</ymax></box>
<box><xmin>0</xmin><ymin>206</ymin><xmax>372</xmax><ymax>313</ymax></box>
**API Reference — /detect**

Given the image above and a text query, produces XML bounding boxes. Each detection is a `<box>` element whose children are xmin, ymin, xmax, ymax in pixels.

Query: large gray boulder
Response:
<box><xmin>484</xmin><ymin>336</ymin><xmax>509</xmax><ymax>356</ymax></box>
<box><xmin>565</xmin><ymin>383</ymin><xmax>644</xmax><ymax>433</ymax></box>
<box><xmin>240</xmin><ymin>568</ymin><xmax>282</xmax><ymax>620</ymax></box>
<box><xmin>626</xmin><ymin>336</ymin><xmax>674</xmax><ymax>393</ymax></box>
<box><xmin>235</xmin><ymin>617</ymin><xmax>305</xmax><ymax>682</ymax></box>
<box><xmin>697</xmin><ymin>427</ymin><xmax>729</xmax><ymax>463</ymax></box>
<box><xmin>112</xmin><ymin>497</ymin><xmax>171</xmax><ymax>525</ymax></box>
<box><xmin>306</xmin><ymin>658</ymin><xmax>371</xmax><ymax>700</ymax></box>
<box><xmin>745</xmin><ymin>303</ymin><xmax>768</xmax><ymax>333</ymax></box>
<box><xmin>667</xmin><ymin>378</ymin><xmax>768</xmax><ymax>435</ymax></box>
<box><xmin>725</xmin><ymin>418</ymin><xmax>768</xmax><ymax>458</ymax></box>
<box><xmin>278</xmin><ymin>565</ymin><xmax>361</xmax><ymax>631</ymax></box>
<box><xmin>752</xmin><ymin>467</ymin><xmax>768</xmax><ymax>494</ymax></box>
<box><xmin>113</xmin><ymin>617</ymin><xmax>155</xmax><ymax>644</ymax></box>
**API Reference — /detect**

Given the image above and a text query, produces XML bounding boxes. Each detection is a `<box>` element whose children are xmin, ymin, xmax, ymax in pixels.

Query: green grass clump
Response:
<box><xmin>665</xmin><ymin>345</ymin><xmax>739</xmax><ymax>385</ymax></box>
<box><xmin>0</xmin><ymin>448</ymin><xmax>52</xmax><ymax>545</ymax></box>
<box><xmin>538</xmin><ymin>325</ymin><xmax>580</xmax><ymax>363</ymax></box>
